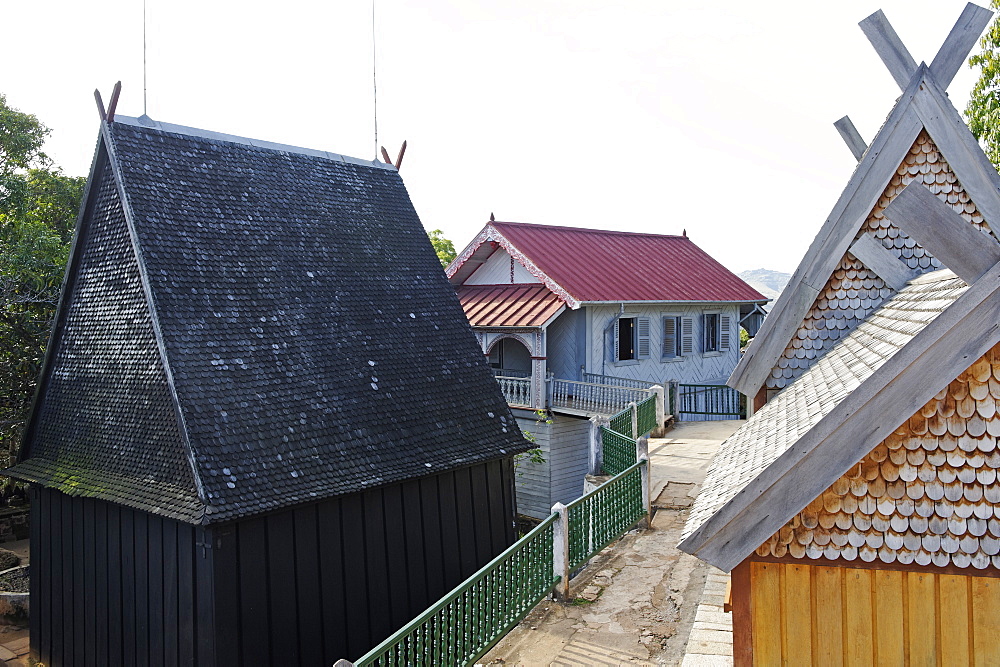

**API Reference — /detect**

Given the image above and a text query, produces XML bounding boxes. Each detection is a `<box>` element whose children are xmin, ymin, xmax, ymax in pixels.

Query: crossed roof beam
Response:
<box><xmin>835</xmin><ymin>3</ymin><xmax>992</xmax><ymax>160</ymax></box>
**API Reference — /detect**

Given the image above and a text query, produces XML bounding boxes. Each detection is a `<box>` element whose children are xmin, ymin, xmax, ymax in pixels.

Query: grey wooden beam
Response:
<box><xmin>834</xmin><ymin>116</ymin><xmax>868</xmax><ymax>161</ymax></box>
<box><xmin>859</xmin><ymin>9</ymin><xmax>918</xmax><ymax>90</ymax></box>
<box><xmin>884</xmin><ymin>182</ymin><xmax>1000</xmax><ymax>284</ymax></box>
<box><xmin>930</xmin><ymin>2</ymin><xmax>993</xmax><ymax>90</ymax></box>
<box><xmin>728</xmin><ymin>71</ymin><xmax>925</xmax><ymax>398</ymax></box>
<box><xmin>848</xmin><ymin>234</ymin><xmax>919</xmax><ymax>290</ymax></box>
<box><xmin>911</xmin><ymin>71</ymin><xmax>1000</xmax><ymax>237</ymax></box>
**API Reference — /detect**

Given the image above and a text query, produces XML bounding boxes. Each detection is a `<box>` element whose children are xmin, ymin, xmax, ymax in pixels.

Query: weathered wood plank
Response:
<box><xmin>835</xmin><ymin>115</ymin><xmax>868</xmax><ymax>161</ymax></box>
<box><xmin>684</xmin><ymin>259</ymin><xmax>1000</xmax><ymax>571</ymax></box>
<box><xmin>845</xmin><ymin>568</ymin><xmax>874</xmax><ymax>666</ymax></box>
<box><xmin>849</xmin><ymin>233</ymin><xmax>919</xmax><ymax>290</ymax></box>
<box><xmin>729</xmin><ymin>72</ymin><xmax>925</xmax><ymax>397</ymax></box>
<box><xmin>859</xmin><ymin>9</ymin><xmax>918</xmax><ymax>89</ymax></box>
<box><xmin>939</xmin><ymin>574</ymin><xmax>970</xmax><ymax>665</ymax></box>
<box><xmin>930</xmin><ymin>3</ymin><xmax>994</xmax><ymax>90</ymax></box>
<box><xmin>873</xmin><ymin>569</ymin><xmax>904</xmax><ymax>666</ymax></box>
<box><xmin>912</xmin><ymin>71</ymin><xmax>1000</xmax><ymax>237</ymax></box>
<box><xmin>907</xmin><ymin>572</ymin><xmax>937</xmax><ymax>663</ymax></box>
<box><xmin>814</xmin><ymin>566</ymin><xmax>843</xmax><ymax>666</ymax></box>
<box><xmin>750</xmin><ymin>562</ymin><xmax>782</xmax><ymax>665</ymax></box>
<box><xmin>884</xmin><ymin>181</ymin><xmax>1000</xmax><ymax>284</ymax></box>
<box><xmin>782</xmin><ymin>563</ymin><xmax>812</xmax><ymax>664</ymax></box>
<box><xmin>731</xmin><ymin>560</ymin><xmax>753</xmax><ymax>666</ymax></box>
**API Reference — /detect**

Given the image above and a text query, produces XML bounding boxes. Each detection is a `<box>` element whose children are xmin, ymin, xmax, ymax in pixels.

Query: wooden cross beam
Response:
<box><xmin>93</xmin><ymin>82</ymin><xmax>123</xmax><ymax>123</ymax></box>
<box><xmin>833</xmin><ymin>116</ymin><xmax>868</xmax><ymax>161</ymax></box>
<box><xmin>379</xmin><ymin>141</ymin><xmax>408</xmax><ymax>170</ymax></box>
<box><xmin>884</xmin><ymin>181</ymin><xmax>1000</xmax><ymax>284</ymax></box>
<box><xmin>860</xmin><ymin>3</ymin><xmax>992</xmax><ymax>91</ymax></box>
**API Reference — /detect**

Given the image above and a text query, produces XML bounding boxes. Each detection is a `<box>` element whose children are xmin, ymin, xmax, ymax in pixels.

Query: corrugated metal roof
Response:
<box><xmin>457</xmin><ymin>284</ymin><xmax>565</xmax><ymax>327</ymax></box>
<box><xmin>484</xmin><ymin>222</ymin><xmax>766</xmax><ymax>303</ymax></box>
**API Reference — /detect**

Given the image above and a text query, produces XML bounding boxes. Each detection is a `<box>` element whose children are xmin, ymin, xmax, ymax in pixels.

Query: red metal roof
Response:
<box><xmin>456</xmin><ymin>222</ymin><xmax>766</xmax><ymax>304</ymax></box>
<box><xmin>457</xmin><ymin>284</ymin><xmax>565</xmax><ymax>327</ymax></box>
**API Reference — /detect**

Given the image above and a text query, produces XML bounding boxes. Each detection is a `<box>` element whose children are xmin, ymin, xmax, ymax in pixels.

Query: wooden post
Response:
<box><xmin>731</xmin><ymin>559</ymin><xmax>753</xmax><ymax>667</ymax></box>
<box><xmin>551</xmin><ymin>502</ymin><xmax>570</xmax><ymax>600</ymax></box>
<box><xmin>637</xmin><ymin>438</ymin><xmax>651</xmax><ymax>529</ymax></box>
<box><xmin>588</xmin><ymin>415</ymin><xmax>605</xmax><ymax>475</ymax></box>
<box><xmin>650</xmin><ymin>385</ymin><xmax>665</xmax><ymax>435</ymax></box>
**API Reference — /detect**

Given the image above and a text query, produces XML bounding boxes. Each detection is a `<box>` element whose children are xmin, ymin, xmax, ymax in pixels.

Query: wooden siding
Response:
<box><xmin>547</xmin><ymin>414</ymin><xmax>591</xmax><ymax>506</ymax></box>
<box><xmin>30</xmin><ymin>487</ymin><xmax>213</xmax><ymax>666</ymax></box>
<box><xmin>514</xmin><ymin>412</ymin><xmax>553</xmax><ymax>519</ymax></box>
<box><xmin>758</xmin><ymin>340</ymin><xmax>1000</xmax><ymax>570</ymax></box>
<box><xmin>745</xmin><ymin>559</ymin><xmax>1000</xmax><ymax>666</ymax></box>
<box><xmin>586</xmin><ymin>304</ymin><xmax>740</xmax><ymax>386</ymax></box>
<box><xmin>546</xmin><ymin>308</ymin><xmax>586</xmax><ymax>382</ymax></box>
<box><xmin>767</xmin><ymin>130</ymin><xmax>991</xmax><ymax>393</ymax></box>
<box><xmin>30</xmin><ymin>458</ymin><xmax>516</xmax><ymax>666</ymax></box>
<box><xmin>210</xmin><ymin>457</ymin><xmax>517</xmax><ymax>665</ymax></box>
<box><xmin>465</xmin><ymin>248</ymin><xmax>540</xmax><ymax>285</ymax></box>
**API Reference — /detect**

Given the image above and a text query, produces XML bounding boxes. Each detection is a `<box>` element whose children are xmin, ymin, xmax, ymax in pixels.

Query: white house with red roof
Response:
<box><xmin>448</xmin><ymin>220</ymin><xmax>767</xmax><ymax>517</ymax></box>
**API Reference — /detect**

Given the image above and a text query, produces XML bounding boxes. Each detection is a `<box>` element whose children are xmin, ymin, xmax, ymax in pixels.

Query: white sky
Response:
<box><xmin>3</xmin><ymin>0</ymin><xmax>989</xmax><ymax>273</ymax></box>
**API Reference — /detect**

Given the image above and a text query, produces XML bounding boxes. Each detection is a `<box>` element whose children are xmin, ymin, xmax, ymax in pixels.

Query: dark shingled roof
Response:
<box><xmin>8</xmin><ymin>116</ymin><xmax>529</xmax><ymax>524</ymax></box>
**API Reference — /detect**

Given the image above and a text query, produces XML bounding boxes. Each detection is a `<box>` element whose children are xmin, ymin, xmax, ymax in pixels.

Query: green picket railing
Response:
<box><xmin>600</xmin><ymin>427</ymin><xmax>635</xmax><ymax>476</ymax></box>
<box><xmin>636</xmin><ymin>395</ymin><xmax>657</xmax><ymax>436</ymax></box>
<box><xmin>355</xmin><ymin>513</ymin><xmax>560</xmax><ymax>667</ymax></box>
<box><xmin>566</xmin><ymin>460</ymin><xmax>647</xmax><ymax>570</ymax></box>
<box><xmin>608</xmin><ymin>405</ymin><xmax>633</xmax><ymax>438</ymax></box>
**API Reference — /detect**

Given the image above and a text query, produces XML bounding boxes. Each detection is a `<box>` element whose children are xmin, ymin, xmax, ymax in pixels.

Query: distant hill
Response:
<box><xmin>738</xmin><ymin>268</ymin><xmax>791</xmax><ymax>303</ymax></box>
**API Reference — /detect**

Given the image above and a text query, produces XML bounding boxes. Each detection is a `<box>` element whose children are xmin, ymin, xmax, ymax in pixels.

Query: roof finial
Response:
<box><xmin>490</xmin><ymin>212</ymin><xmax>495</xmax><ymax>222</ymax></box>
<box><xmin>682</xmin><ymin>228</ymin><xmax>687</xmax><ymax>238</ymax></box>
<box><xmin>379</xmin><ymin>141</ymin><xmax>408</xmax><ymax>170</ymax></box>
<box><xmin>95</xmin><ymin>82</ymin><xmax>122</xmax><ymax>123</ymax></box>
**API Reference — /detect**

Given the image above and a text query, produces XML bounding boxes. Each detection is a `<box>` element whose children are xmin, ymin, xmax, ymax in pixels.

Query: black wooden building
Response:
<box><xmin>6</xmin><ymin>114</ymin><xmax>529</xmax><ymax>666</ymax></box>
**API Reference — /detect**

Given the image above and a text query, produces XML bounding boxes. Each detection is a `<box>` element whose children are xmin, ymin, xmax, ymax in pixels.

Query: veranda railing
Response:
<box><xmin>495</xmin><ymin>376</ymin><xmax>532</xmax><ymax>407</ymax></box>
<box><xmin>581</xmin><ymin>372</ymin><xmax>658</xmax><ymax>390</ymax></box>
<box><xmin>550</xmin><ymin>378</ymin><xmax>651</xmax><ymax>416</ymax></box>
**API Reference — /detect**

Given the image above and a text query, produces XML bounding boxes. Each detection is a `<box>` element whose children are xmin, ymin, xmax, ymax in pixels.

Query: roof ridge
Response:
<box><xmin>490</xmin><ymin>220</ymin><xmax>687</xmax><ymax>239</ymax></box>
<box><xmin>114</xmin><ymin>115</ymin><xmax>396</xmax><ymax>171</ymax></box>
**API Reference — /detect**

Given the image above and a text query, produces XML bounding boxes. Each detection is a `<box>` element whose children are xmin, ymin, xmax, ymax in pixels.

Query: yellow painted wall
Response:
<box><xmin>749</xmin><ymin>561</ymin><xmax>1000</xmax><ymax>666</ymax></box>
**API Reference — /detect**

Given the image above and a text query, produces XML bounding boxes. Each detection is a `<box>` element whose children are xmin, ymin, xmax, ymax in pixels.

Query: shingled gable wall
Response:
<box><xmin>16</xmin><ymin>118</ymin><xmax>527</xmax><ymax>666</ymax></box>
<box><xmin>733</xmin><ymin>337</ymin><xmax>1000</xmax><ymax>664</ymax></box>
<box><xmin>766</xmin><ymin>131</ymin><xmax>992</xmax><ymax>397</ymax></box>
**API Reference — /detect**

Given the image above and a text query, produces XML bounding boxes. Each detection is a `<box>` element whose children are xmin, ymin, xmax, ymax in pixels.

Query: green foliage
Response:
<box><xmin>0</xmin><ymin>95</ymin><xmax>83</xmax><ymax>465</ymax></box>
<box><xmin>966</xmin><ymin>0</ymin><xmax>1000</xmax><ymax>170</ymax></box>
<box><xmin>739</xmin><ymin>327</ymin><xmax>751</xmax><ymax>348</ymax></box>
<box><xmin>514</xmin><ymin>409</ymin><xmax>550</xmax><ymax>475</ymax></box>
<box><xmin>427</xmin><ymin>228</ymin><xmax>457</xmax><ymax>268</ymax></box>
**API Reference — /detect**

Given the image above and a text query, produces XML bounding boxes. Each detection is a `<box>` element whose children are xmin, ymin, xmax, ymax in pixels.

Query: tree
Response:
<box><xmin>966</xmin><ymin>0</ymin><xmax>1000</xmax><ymax>169</ymax></box>
<box><xmin>0</xmin><ymin>95</ymin><xmax>84</xmax><ymax>466</ymax></box>
<box><xmin>427</xmin><ymin>228</ymin><xmax>457</xmax><ymax>267</ymax></box>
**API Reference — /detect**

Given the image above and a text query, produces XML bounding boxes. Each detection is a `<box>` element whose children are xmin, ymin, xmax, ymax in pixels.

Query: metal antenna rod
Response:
<box><xmin>143</xmin><ymin>0</ymin><xmax>148</xmax><ymax>115</ymax></box>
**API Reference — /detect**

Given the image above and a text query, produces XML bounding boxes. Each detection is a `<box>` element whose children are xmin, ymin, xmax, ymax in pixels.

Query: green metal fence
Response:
<box><xmin>676</xmin><ymin>383</ymin><xmax>745</xmax><ymax>420</ymax></box>
<box><xmin>600</xmin><ymin>427</ymin><xmax>635</xmax><ymax>476</ymax></box>
<box><xmin>608</xmin><ymin>405</ymin><xmax>633</xmax><ymax>438</ymax></box>
<box><xmin>636</xmin><ymin>395</ymin><xmax>657</xmax><ymax>435</ymax></box>
<box><xmin>355</xmin><ymin>513</ymin><xmax>560</xmax><ymax>667</ymax></box>
<box><xmin>566</xmin><ymin>460</ymin><xmax>647</xmax><ymax>570</ymax></box>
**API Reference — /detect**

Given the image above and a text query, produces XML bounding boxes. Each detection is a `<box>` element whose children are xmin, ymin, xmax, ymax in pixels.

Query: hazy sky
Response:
<box><xmin>4</xmin><ymin>0</ymin><xmax>990</xmax><ymax>273</ymax></box>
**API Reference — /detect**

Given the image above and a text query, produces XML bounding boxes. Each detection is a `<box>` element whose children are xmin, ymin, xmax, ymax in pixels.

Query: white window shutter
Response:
<box><xmin>680</xmin><ymin>317</ymin><xmax>694</xmax><ymax>355</ymax></box>
<box><xmin>720</xmin><ymin>315</ymin><xmax>732</xmax><ymax>352</ymax></box>
<box><xmin>637</xmin><ymin>318</ymin><xmax>651</xmax><ymax>359</ymax></box>
<box><xmin>662</xmin><ymin>316</ymin><xmax>677</xmax><ymax>358</ymax></box>
<box><xmin>613</xmin><ymin>319</ymin><xmax>620</xmax><ymax>362</ymax></box>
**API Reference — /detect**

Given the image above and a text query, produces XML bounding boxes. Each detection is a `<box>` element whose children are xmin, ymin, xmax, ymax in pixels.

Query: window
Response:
<box><xmin>702</xmin><ymin>313</ymin><xmax>731</xmax><ymax>354</ymax></box>
<box><xmin>613</xmin><ymin>316</ymin><xmax>651</xmax><ymax>362</ymax></box>
<box><xmin>663</xmin><ymin>316</ymin><xmax>694</xmax><ymax>359</ymax></box>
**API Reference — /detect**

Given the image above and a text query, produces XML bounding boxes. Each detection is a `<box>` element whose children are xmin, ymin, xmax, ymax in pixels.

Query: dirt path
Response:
<box><xmin>480</xmin><ymin>421</ymin><xmax>742</xmax><ymax>666</ymax></box>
